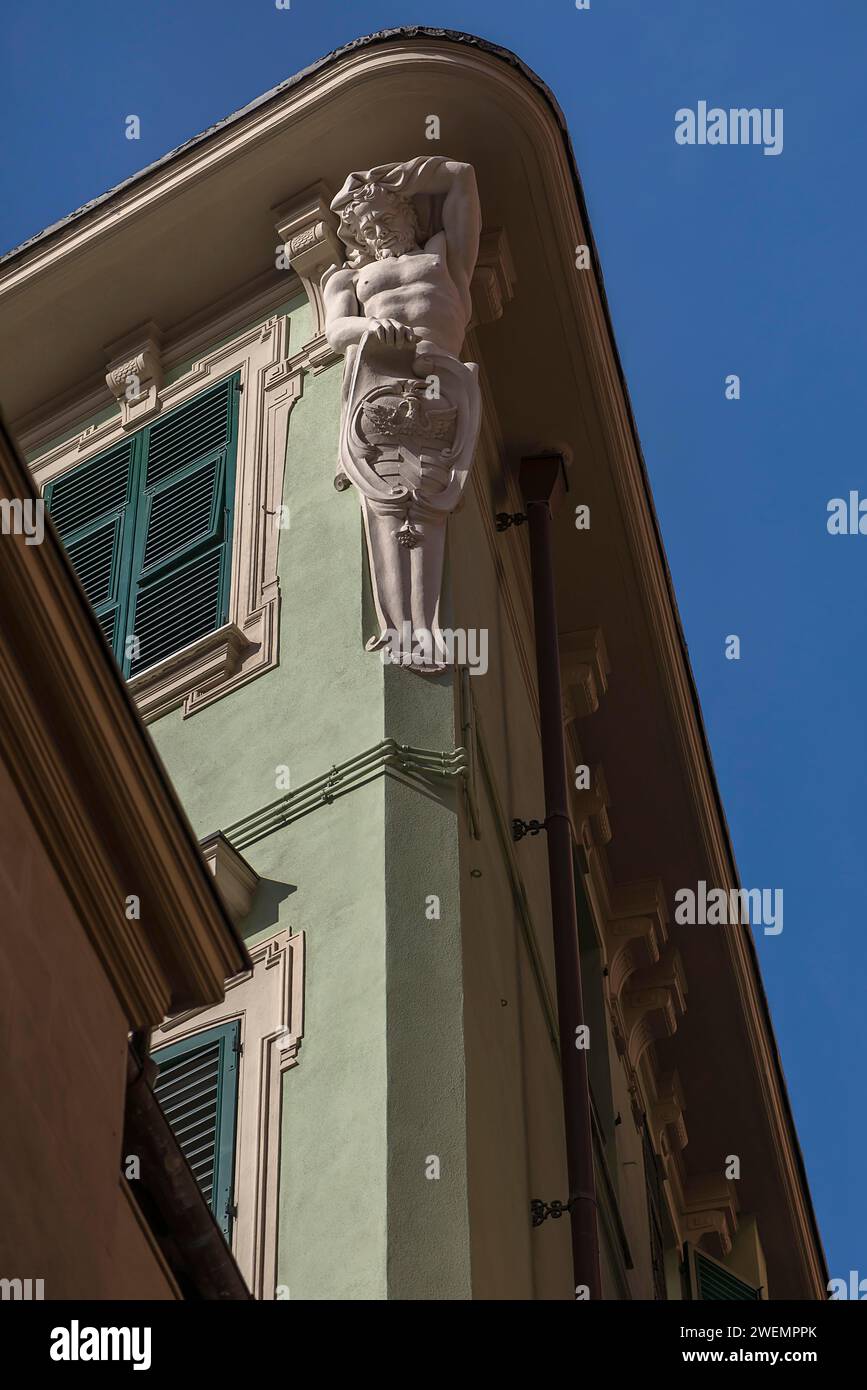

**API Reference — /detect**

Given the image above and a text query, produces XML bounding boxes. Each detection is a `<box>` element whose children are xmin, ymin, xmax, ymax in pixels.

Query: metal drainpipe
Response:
<box><xmin>519</xmin><ymin>453</ymin><xmax>602</xmax><ymax>1301</ymax></box>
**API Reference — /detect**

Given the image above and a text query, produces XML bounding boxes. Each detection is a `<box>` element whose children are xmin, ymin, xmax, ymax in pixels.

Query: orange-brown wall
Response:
<box><xmin>0</xmin><ymin>758</ymin><xmax>177</xmax><ymax>1300</ymax></box>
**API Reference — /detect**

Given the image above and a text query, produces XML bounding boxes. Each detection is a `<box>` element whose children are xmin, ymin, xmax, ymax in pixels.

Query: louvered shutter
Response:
<box><xmin>152</xmin><ymin>1020</ymin><xmax>240</xmax><ymax>1241</ymax></box>
<box><xmin>126</xmin><ymin>374</ymin><xmax>239</xmax><ymax>677</ymax></box>
<box><xmin>685</xmin><ymin>1244</ymin><xmax>762</xmax><ymax>1300</ymax></box>
<box><xmin>43</xmin><ymin>438</ymin><xmax>139</xmax><ymax>660</ymax></box>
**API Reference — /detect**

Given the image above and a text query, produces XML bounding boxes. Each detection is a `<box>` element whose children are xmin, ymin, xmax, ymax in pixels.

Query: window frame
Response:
<box><xmin>150</xmin><ymin>930</ymin><xmax>305</xmax><ymax>1300</ymax></box>
<box><xmin>31</xmin><ymin>313</ymin><xmax>303</xmax><ymax>721</ymax></box>
<box><xmin>683</xmin><ymin>1242</ymin><xmax>764</xmax><ymax>1301</ymax></box>
<box><xmin>44</xmin><ymin>374</ymin><xmax>240</xmax><ymax>680</ymax></box>
<box><xmin>152</xmin><ymin>1018</ymin><xmax>241</xmax><ymax>1242</ymax></box>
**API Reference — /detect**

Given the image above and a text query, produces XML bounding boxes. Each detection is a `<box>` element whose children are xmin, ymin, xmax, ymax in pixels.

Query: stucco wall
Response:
<box><xmin>144</xmin><ymin>300</ymin><xmax>651</xmax><ymax>1301</ymax></box>
<box><xmin>149</xmin><ymin>324</ymin><xmax>396</xmax><ymax>1298</ymax></box>
<box><xmin>0</xmin><ymin>758</ymin><xmax>177</xmax><ymax>1300</ymax></box>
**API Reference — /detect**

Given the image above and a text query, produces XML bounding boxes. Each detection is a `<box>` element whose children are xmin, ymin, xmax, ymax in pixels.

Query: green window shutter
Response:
<box><xmin>43</xmin><ymin>373</ymin><xmax>240</xmax><ymax>678</ymax></box>
<box><xmin>126</xmin><ymin>374</ymin><xmax>239</xmax><ymax>677</ymax></box>
<box><xmin>152</xmin><ymin>1020</ymin><xmax>240</xmax><ymax>1242</ymax></box>
<box><xmin>684</xmin><ymin>1244</ymin><xmax>762</xmax><ymax>1300</ymax></box>
<box><xmin>43</xmin><ymin>438</ymin><xmax>140</xmax><ymax>661</ymax></box>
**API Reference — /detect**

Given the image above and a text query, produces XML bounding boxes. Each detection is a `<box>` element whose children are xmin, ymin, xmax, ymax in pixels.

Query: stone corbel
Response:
<box><xmin>572</xmin><ymin>761</ymin><xmax>612</xmax><ymax>851</ymax></box>
<box><xmin>560</xmin><ymin>627</ymin><xmax>610</xmax><ymax>720</ymax></box>
<box><xmin>682</xmin><ymin>1175</ymin><xmax>739</xmax><ymax>1259</ymax></box>
<box><xmin>105</xmin><ymin>323</ymin><xmax>163</xmax><ymax>430</ymax></box>
<box><xmin>274</xmin><ymin>185</ymin><xmax>343</xmax><ymax>372</ymax></box>
<box><xmin>604</xmin><ymin>878</ymin><xmax>669</xmax><ymax>1001</ymax></box>
<box><xmin>620</xmin><ymin>949</ymin><xmax>687</xmax><ymax>1070</ymax></box>
<box><xmin>650</xmin><ymin>1070</ymin><xmax>689</xmax><ymax>1157</ymax></box>
<box><xmin>199</xmin><ymin>830</ymin><xmax>259</xmax><ymax>925</ymax></box>
<box><xmin>469</xmin><ymin>227</ymin><xmax>516</xmax><ymax>327</ymax></box>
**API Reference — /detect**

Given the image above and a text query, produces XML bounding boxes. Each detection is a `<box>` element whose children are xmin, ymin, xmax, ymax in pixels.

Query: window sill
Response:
<box><xmin>128</xmin><ymin>620</ymin><xmax>259</xmax><ymax>722</ymax></box>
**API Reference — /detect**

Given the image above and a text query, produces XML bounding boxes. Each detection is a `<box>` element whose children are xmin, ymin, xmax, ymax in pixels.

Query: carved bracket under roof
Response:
<box><xmin>572</xmin><ymin>761</ymin><xmax>612</xmax><ymax>853</ymax></box>
<box><xmin>560</xmin><ymin>627</ymin><xmax>610</xmax><ymax>721</ymax></box>
<box><xmin>274</xmin><ymin>184</ymin><xmax>343</xmax><ymax>374</ymax></box>
<box><xmin>199</xmin><ymin>831</ymin><xmax>259</xmax><ymax>925</ymax></box>
<box><xmin>469</xmin><ymin>226</ymin><xmax>516</xmax><ymax>327</ymax></box>
<box><xmin>619</xmin><ymin>949</ymin><xmax>687</xmax><ymax>1070</ymax></box>
<box><xmin>604</xmin><ymin>877</ymin><xmax>669</xmax><ymax>1001</ymax></box>
<box><xmin>650</xmin><ymin>1069</ymin><xmax>689</xmax><ymax>1157</ymax></box>
<box><xmin>682</xmin><ymin>1174</ymin><xmax>740</xmax><ymax>1259</ymax></box>
<box><xmin>104</xmin><ymin>322</ymin><xmax>163</xmax><ymax>430</ymax></box>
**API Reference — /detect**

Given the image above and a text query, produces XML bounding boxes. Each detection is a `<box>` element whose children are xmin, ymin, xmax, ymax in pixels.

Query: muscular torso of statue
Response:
<box><xmin>354</xmin><ymin>241</ymin><xmax>468</xmax><ymax>357</ymax></box>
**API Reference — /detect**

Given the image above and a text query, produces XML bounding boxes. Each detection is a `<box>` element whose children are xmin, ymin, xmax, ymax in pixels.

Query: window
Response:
<box><xmin>32</xmin><ymin>313</ymin><xmax>300</xmax><ymax>720</ymax></box>
<box><xmin>150</xmin><ymin>931</ymin><xmax>304</xmax><ymax>1297</ymax></box>
<box><xmin>683</xmin><ymin>1243</ymin><xmax>762</xmax><ymax>1300</ymax></box>
<box><xmin>44</xmin><ymin>374</ymin><xmax>240</xmax><ymax>679</ymax></box>
<box><xmin>152</xmin><ymin>1019</ymin><xmax>241</xmax><ymax>1242</ymax></box>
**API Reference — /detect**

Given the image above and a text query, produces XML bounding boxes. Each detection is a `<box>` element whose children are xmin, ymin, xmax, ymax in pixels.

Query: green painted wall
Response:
<box><xmin>147</xmin><ymin>300</ymin><xmax>472</xmax><ymax>1299</ymax></box>
<box><xmin>383</xmin><ymin>663</ymin><xmax>471</xmax><ymax>1299</ymax></box>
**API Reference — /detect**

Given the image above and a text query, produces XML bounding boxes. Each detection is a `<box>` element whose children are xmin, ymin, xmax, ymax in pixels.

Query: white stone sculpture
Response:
<box><xmin>323</xmin><ymin>157</ymin><xmax>482</xmax><ymax>671</ymax></box>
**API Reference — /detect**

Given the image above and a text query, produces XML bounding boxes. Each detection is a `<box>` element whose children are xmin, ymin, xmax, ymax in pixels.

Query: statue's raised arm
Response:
<box><xmin>325</xmin><ymin>156</ymin><xmax>480</xmax><ymax>353</ymax></box>
<box><xmin>359</xmin><ymin>156</ymin><xmax>481</xmax><ymax>302</ymax></box>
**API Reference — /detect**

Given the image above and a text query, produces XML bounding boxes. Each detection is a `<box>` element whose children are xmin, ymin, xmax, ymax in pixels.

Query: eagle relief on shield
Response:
<box><xmin>322</xmin><ymin>156</ymin><xmax>482</xmax><ymax>672</ymax></box>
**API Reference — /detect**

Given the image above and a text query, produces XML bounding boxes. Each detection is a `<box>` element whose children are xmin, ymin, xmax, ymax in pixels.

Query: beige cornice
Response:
<box><xmin>15</xmin><ymin>270</ymin><xmax>302</xmax><ymax>451</ymax></box>
<box><xmin>0</xmin><ymin>421</ymin><xmax>249</xmax><ymax>1025</ymax></box>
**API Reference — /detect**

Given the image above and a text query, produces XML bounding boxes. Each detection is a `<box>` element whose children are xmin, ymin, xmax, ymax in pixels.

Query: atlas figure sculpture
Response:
<box><xmin>323</xmin><ymin>156</ymin><xmax>482</xmax><ymax>671</ymax></box>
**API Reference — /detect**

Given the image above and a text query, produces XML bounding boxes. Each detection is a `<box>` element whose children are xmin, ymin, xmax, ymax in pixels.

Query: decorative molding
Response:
<box><xmin>572</xmin><ymin>762</ymin><xmax>611</xmax><ymax>850</ymax></box>
<box><xmin>224</xmin><ymin>737</ymin><xmax>472</xmax><ymax>853</ymax></box>
<box><xmin>31</xmin><ymin>315</ymin><xmax>303</xmax><ymax>721</ymax></box>
<box><xmin>129</xmin><ymin>622</ymin><xmax>253</xmax><ymax>723</ymax></box>
<box><xmin>602</xmin><ymin>877</ymin><xmax>669</xmax><ymax>1000</ymax></box>
<box><xmin>682</xmin><ymin>1175</ymin><xmax>739</xmax><ymax>1259</ymax></box>
<box><xmin>619</xmin><ymin>949</ymin><xmax>687</xmax><ymax>1070</ymax></box>
<box><xmin>469</xmin><ymin>226</ymin><xmax>516</xmax><ymax>327</ymax></box>
<box><xmin>153</xmin><ymin>930</ymin><xmax>304</xmax><ymax>1300</ymax></box>
<box><xmin>560</xmin><ymin>627</ymin><xmax>610</xmax><ymax>720</ymax></box>
<box><xmin>104</xmin><ymin>322</ymin><xmax>163</xmax><ymax>431</ymax></box>
<box><xmin>275</xmin><ymin>184</ymin><xmax>343</xmax><ymax>355</ymax></box>
<box><xmin>14</xmin><ymin>273</ymin><xmax>306</xmax><ymax>454</ymax></box>
<box><xmin>200</xmin><ymin>831</ymin><xmax>259</xmax><ymax>925</ymax></box>
<box><xmin>289</xmin><ymin>332</ymin><xmax>341</xmax><ymax>377</ymax></box>
<box><xmin>606</xmin><ymin>915</ymin><xmax>663</xmax><ymax>1005</ymax></box>
<box><xmin>650</xmin><ymin>1071</ymin><xmax>689</xmax><ymax>1157</ymax></box>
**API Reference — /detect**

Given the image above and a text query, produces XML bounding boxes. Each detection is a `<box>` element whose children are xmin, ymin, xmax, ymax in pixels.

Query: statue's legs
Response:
<box><xmin>363</xmin><ymin>498</ymin><xmax>448</xmax><ymax>670</ymax></box>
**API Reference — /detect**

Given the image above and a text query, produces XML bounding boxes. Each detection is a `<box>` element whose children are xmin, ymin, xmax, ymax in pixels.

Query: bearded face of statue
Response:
<box><xmin>352</xmin><ymin>196</ymin><xmax>419</xmax><ymax>261</ymax></box>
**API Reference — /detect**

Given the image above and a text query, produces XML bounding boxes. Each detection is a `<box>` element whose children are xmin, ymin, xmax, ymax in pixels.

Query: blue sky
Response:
<box><xmin>2</xmin><ymin>1</ymin><xmax>862</xmax><ymax>1286</ymax></box>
